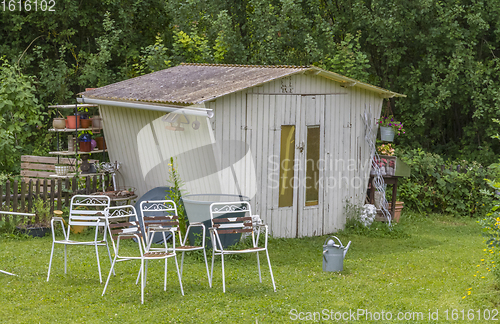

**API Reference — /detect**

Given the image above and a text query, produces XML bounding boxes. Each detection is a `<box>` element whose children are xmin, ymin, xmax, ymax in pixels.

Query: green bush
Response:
<box><xmin>398</xmin><ymin>148</ymin><xmax>492</xmax><ymax>217</ymax></box>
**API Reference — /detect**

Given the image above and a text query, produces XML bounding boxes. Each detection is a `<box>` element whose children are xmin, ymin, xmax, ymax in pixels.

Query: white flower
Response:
<box><xmin>360</xmin><ymin>204</ymin><xmax>377</xmax><ymax>227</ymax></box>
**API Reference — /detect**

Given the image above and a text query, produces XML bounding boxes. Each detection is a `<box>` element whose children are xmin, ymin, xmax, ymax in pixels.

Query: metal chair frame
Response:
<box><xmin>47</xmin><ymin>195</ymin><xmax>112</xmax><ymax>282</ymax></box>
<box><xmin>209</xmin><ymin>201</ymin><xmax>276</xmax><ymax>293</ymax></box>
<box><xmin>139</xmin><ymin>200</ymin><xmax>211</xmax><ymax>287</ymax></box>
<box><xmin>102</xmin><ymin>205</ymin><xmax>184</xmax><ymax>304</ymax></box>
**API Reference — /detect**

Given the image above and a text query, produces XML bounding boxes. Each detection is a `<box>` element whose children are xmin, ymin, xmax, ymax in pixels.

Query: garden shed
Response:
<box><xmin>78</xmin><ymin>63</ymin><xmax>404</xmax><ymax>238</ymax></box>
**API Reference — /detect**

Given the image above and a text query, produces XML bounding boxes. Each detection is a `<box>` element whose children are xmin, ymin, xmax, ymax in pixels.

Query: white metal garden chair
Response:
<box><xmin>47</xmin><ymin>195</ymin><xmax>111</xmax><ymax>282</ymax></box>
<box><xmin>102</xmin><ymin>205</ymin><xmax>184</xmax><ymax>304</ymax></box>
<box><xmin>138</xmin><ymin>200</ymin><xmax>211</xmax><ymax>287</ymax></box>
<box><xmin>209</xmin><ymin>201</ymin><xmax>276</xmax><ymax>293</ymax></box>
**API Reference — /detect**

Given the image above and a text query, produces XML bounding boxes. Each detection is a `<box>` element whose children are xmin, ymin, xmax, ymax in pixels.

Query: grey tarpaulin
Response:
<box><xmin>134</xmin><ymin>186</ymin><xmax>174</xmax><ymax>244</ymax></box>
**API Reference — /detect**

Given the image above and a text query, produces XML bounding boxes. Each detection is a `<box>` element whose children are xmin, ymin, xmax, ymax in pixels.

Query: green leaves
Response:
<box><xmin>398</xmin><ymin>148</ymin><xmax>492</xmax><ymax>217</ymax></box>
<box><xmin>0</xmin><ymin>59</ymin><xmax>43</xmax><ymax>173</ymax></box>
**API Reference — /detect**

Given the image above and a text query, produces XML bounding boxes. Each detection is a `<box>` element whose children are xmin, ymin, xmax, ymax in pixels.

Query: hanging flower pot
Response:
<box><xmin>380</xmin><ymin>126</ymin><xmax>395</xmax><ymax>142</ymax></box>
<box><xmin>378</xmin><ymin>115</ymin><xmax>405</xmax><ymax>142</ymax></box>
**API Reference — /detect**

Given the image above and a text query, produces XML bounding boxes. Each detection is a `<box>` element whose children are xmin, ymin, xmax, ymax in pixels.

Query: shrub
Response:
<box><xmin>398</xmin><ymin>148</ymin><xmax>492</xmax><ymax>217</ymax></box>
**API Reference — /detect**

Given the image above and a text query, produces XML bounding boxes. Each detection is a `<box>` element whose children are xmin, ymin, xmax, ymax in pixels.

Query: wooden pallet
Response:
<box><xmin>21</xmin><ymin>155</ymin><xmax>98</xmax><ymax>182</ymax></box>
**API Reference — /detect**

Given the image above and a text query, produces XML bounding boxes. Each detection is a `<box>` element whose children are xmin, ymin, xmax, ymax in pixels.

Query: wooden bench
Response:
<box><xmin>20</xmin><ymin>155</ymin><xmax>98</xmax><ymax>182</ymax></box>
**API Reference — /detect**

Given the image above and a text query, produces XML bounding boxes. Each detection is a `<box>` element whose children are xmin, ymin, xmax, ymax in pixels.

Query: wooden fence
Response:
<box><xmin>0</xmin><ymin>175</ymin><xmax>111</xmax><ymax>225</ymax></box>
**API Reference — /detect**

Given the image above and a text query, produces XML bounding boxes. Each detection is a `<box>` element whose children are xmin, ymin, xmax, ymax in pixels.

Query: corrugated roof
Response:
<box><xmin>79</xmin><ymin>63</ymin><xmax>404</xmax><ymax>105</ymax></box>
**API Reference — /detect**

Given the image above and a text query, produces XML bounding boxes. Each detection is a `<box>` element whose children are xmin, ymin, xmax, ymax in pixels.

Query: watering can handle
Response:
<box><xmin>323</xmin><ymin>235</ymin><xmax>343</xmax><ymax>248</ymax></box>
<box><xmin>343</xmin><ymin>241</ymin><xmax>351</xmax><ymax>258</ymax></box>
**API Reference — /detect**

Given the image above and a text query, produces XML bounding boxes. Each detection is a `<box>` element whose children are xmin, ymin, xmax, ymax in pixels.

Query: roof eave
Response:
<box><xmin>309</xmin><ymin>66</ymin><xmax>406</xmax><ymax>98</ymax></box>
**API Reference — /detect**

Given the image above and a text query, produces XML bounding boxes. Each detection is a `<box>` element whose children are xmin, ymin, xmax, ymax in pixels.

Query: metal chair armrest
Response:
<box><xmin>50</xmin><ymin>217</ymin><xmax>67</xmax><ymax>239</ymax></box>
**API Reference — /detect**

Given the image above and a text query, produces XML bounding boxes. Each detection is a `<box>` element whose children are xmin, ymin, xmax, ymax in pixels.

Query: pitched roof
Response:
<box><xmin>79</xmin><ymin>63</ymin><xmax>404</xmax><ymax>105</ymax></box>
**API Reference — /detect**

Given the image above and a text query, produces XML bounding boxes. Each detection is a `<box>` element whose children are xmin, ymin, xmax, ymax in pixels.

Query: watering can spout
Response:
<box><xmin>343</xmin><ymin>241</ymin><xmax>351</xmax><ymax>258</ymax></box>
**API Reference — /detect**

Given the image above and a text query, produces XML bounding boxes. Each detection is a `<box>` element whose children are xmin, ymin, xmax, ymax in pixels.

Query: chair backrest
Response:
<box><xmin>209</xmin><ymin>201</ymin><xmax>254</xmax><ymax>236</ymax></box>
<box><xmin>69</xmin><ymin>195</ymin><xmax>111</xmax><ymax>226</ymax></box>
<box><xmin>104</xmin><ymin>205</ymin><xmax>143</xmax><ymax>252</ymax></box>
<box><xmin>139</xmin><ymin>200</ymin><xmax>179</xmax><ymax>233</ymax></box>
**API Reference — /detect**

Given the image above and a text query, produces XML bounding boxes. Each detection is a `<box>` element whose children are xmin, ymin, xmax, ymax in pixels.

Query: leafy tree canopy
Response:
<box><xmin>1</xmin><ymin>0</ymin><xmax>500</xmax><ymax>170</ymax></box>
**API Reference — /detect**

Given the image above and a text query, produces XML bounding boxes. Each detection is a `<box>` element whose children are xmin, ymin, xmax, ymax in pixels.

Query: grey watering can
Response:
<box><xmin>322</xmin><ymin>236</ymin><xmax>351</xmax><ymax>272</ymax></box>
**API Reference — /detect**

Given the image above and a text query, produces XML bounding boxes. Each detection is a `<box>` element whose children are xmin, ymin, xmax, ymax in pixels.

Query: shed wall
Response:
<box><xmin>210</xmin><ymin>73</ymin><xmax>382</xmax><ymax>238</ymax></box>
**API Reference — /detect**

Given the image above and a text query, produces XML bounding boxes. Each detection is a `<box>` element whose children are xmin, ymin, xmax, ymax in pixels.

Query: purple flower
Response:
<box><xmin>391</xmin><ymin>118</ymin><xmax>394</xmax><ymax>122</ymax></box>
<box><xmin>388</xmin><ymin>123</ymin><xmax>392</xmax><ymax>126</ymax></box>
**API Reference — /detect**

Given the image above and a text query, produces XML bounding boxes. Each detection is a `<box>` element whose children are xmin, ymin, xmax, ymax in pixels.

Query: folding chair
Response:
<box><xmin>209</xmin><ymin>201</ymin><xmax>276</xmax><ymax>293</ymax></box>
<box><xmin>139</xmin><ymin>200</ymin><xmax>211</xmax><ymax>287</ymax></box>
<box><xmin>47</xmin><ymin>195</ymin><xmax>111</xmax><ymax>282</ymax></box>
<box><xmin>102</xmin><ymin>205</ymin><xmax>184</xmax><ymax>304</ymax></box>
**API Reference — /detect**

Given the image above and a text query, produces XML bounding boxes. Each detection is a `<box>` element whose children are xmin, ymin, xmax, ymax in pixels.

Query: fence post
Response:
<box><xmin>64</xmin><ymin>178</ymin><xmax>70</xmax><ymax>207</ymax></box>
<box><xmin>42</xmin><ymin>179</ymin><xmax>48</xmax><ymax>202</ymax></box>
<box><xmin>72</xmin><ymin>177</ymin><xmax>77</xmax><ymax>195</ymax></box>
<box><xmin>5</xmin><ymin>181</ymin><xmax>11</xmax><ymax>226</ymax></box>
<box><xmin>20</xmin><ymin>181</ymin><xmax>26</xmax><ymax>211</ymax></box>
<box><xmin>50</xmin><ymin>179</ymin><xmax>55</xmax><ymax>213</ymax></box>
<box><xmin>35</xmin><ymin>179</ymin><xmax>40</xmax><ymax>200</ymax></box>
<box><xmin>85</xmin><ymin>177</ymin><xmax>91</xmax><ymax>195</ymax></box>
<box><xmin>92</xmin><ymin>175</ymin><xmax>97</xmax><ymax>193</ymax></box>
<box><xmin>12</xmin><ymin>180</ymin><xmax>18</xmax><ymax>225</ymax></box>
<box><xmin>28</xmin><ymin>180</ymin><xmax>33</xmax><ymax>213</ymax></box>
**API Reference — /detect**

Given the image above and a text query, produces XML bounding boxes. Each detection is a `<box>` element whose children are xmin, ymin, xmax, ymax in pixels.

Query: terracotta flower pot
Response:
<box><xmin>81</xmin><ymin>118</ymin><xmax>92</xmax><ymax>128</ymax></box>
<box><xmin>95</xmin><ymin>137</ymin><xmax>106</xmax><ymax>150</ymax></box>
<box><xmin>66</xmin><ymin>115</ymin><xmax>80</xmax><ymax>129</ymax></box>
<box><xmin>388</xmin><ymin>201</ymin><xmax>404</xmax><ymax>222</ymax></box>
<box><xmin>79</xmin><ymin>141</ymin><xmax>92</xmax><ymax>152</ymax></box>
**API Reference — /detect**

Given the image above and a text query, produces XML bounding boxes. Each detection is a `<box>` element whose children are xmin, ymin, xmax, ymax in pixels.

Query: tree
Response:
<box><xmin>0</xmin><ymin>59</ymin><xmax>44</xmax><ymax>174</ymax></box>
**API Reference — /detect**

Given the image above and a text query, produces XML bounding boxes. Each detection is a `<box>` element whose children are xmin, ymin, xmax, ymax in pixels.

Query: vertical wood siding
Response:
<box><xmin>211</xmin><ymin>73</ymin><xmax>383</xmax><ymax>238</ymax></box>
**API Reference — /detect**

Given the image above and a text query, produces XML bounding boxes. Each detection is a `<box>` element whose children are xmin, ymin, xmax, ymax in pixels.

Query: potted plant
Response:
<box><xmin>78</xmin><ymin>132</ymin><xmax>92</xmax><ymax>152</ymax></box>
<box><xmin>378</xmin><ymin>115</ymin><xmax>405</xmax><ymax>142</ymax></box>
<box><xmin>54</xmin><ymin>164</ymin><xmax>70</xmax><ymax>176</ymax></box>
<box><xmin>17</xmin><ymin>198</ymin><xmax>52</xmax><ymax>237</ymax></box>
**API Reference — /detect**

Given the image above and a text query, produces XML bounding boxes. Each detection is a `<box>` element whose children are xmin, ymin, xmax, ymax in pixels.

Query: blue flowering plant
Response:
<box><xmin>379</xmin><ymin>115</ymin><xmax>405</xmax><ymax>135</ymax></box>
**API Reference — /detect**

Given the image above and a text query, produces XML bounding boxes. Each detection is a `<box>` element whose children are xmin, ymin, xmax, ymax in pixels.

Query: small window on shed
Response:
<box><xmin>279</xmin><ymin>125</ymin><xmax>295</xmax><ymax>208</ymax></box>
<box><xmin>305</xmin><ymin>126</ymin><xmax>320</xmax><ymax>206</ymax></box>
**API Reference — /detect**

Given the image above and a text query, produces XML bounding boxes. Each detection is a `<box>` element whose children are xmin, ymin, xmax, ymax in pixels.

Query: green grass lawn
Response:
<box><xmin>1</xmin><ymin>213</ymin><xmax>499</xmax><ymax>323</ymax></box>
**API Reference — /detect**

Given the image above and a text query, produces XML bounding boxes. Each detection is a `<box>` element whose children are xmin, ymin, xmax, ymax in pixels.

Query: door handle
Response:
<box><xmin>296</xmin><ymin>142</ymin><xmax>304</xmax><ymax>153</ymax></box>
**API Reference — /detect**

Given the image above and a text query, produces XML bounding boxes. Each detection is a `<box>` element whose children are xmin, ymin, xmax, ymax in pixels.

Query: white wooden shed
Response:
<box><xmin>78</xmin><ymin>63</ymin><xmax>404</xmax><ymax>238</ymax></box>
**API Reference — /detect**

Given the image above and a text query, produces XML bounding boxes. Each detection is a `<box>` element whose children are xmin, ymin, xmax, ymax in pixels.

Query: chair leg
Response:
<box><xmin>105</xmin><ymin>241</ymin><xmax>115</xmax><ymax>276</ymax></box>
<box><xmin>144</xmin><ymin>260</ymin><xmax>149</xmax><ymax>286</ymax></box>
<box><xmin>47</xmin><ymin>241</ymin><xmax>55</xmax><ymax>281</ymax></box>
<box><xmin>140</xmin><ymin>259</ymin><xmax>145</xmax><ymax>304</ymax></box>
<box><xmin>266</xmin><ymin>250</ymin><xmax>277</xmax><ymax>292</ymax></box>
<box><xmin>95</xmin><ymin>242</ymin><xmax>102</xmax><ymax>283</ymax></box>
<box><xmin>210</xmin><ymin>249</ymin><xmax>215</xmax><ymax>288</ymax></box>
<box><xmin>174</xmin><ymin>255</ymin><xmax>184</xmax><ymax>296</ymax></box>
<box><xmin>203</xmin><ymin>248</ymin><xmax>211</xmax><ymax>287</ymax></box>
<box><xmin>135</xmin><ymin>267</ymin><xmax>141</xmax><ymax>285</ymax></box>
<box><xmin>164</xmin><ymin>258</ymin><xmax>167</xmax><ymax>291</ymax></box>
<box><xmin>64</xmin><ymin>245</ymin><xmax>67</xmax><ymax>274</ymax></box>
<box><xmin>221</xmin><ymin>253</ymin><xmax>226</xmax><ymax>293</ymax></box>
<box><xmin>102</xmin><ymin>256</ymin><xmax>117</xmax><ymax>297</ymax></box>
<box><xmin>256</xmin><ymin>251</ymin><xmax>262</xmax><ymax>283</ymax></box>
